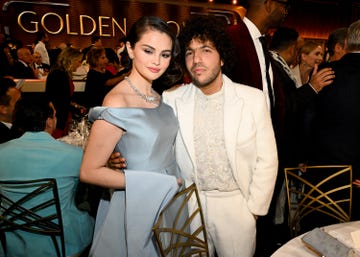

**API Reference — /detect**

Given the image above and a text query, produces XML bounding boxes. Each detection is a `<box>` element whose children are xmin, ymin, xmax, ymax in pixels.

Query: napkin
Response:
<box><xmin>302</xmin><ymin>227</ymin><xmax>356</xmax><ymax>257</ymax></box>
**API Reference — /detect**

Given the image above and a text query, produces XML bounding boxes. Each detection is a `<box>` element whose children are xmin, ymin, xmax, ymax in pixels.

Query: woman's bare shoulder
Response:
<box><xmin>103</xmin><ymin>81</ymin><xmax>129</xmax><ymax>107</ymax></box>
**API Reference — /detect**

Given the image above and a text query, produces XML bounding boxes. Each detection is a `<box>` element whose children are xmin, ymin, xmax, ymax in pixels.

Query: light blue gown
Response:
<box><xmin>88</xmin><ymin>101</ymin><xmax>182</xmax><ymax>257</ymax></box>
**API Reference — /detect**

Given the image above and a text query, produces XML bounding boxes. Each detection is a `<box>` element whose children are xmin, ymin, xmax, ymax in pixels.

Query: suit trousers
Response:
<box><xmin>199</xmin><ymin>189</ymin><xmax>256</xmax><ymax>257</ymax></box>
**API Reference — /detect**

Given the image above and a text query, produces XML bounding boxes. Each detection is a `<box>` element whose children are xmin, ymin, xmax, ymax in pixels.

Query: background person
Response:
<box><xmin>33</xmin><ymin>51</ymin><xmax>50</xmax><ymax>78</ymax></box>
<box><xmin>33</xmin><ymin>31</ymin><xmax>50</xmax><ymax>66</ymax></box>
<box><xmin>0</xmin><ymin>77</ymin><xmax>21</xmax><ymax>143</ymax></box>
<box><xmin>325</xmin><ymin>27</ymin><xmax>347</xmax><ymax>62</ymax></box>
<box><xmin>291</xmin><ymin>40</ymin><xmax>324</xmax><ymax>87</ymax></box>
<box><xmin>82</xmin><ymin>47</ymin><xmax>126</xmax><ymax>109</ymax></box>
<box><xmin>11</xmin><ymin>47</ymin><xmax>39</xmax><ymax>79</ymax></box>
<box><xmin>0</xmin><ymin>97</ymin><xmax>94</xmax><ymax>257</ymax></box>
<box><xmin>45</xmin><ymin>47</ymin><xmax>86</xmax><ymax>138</ymax></box>
<box><xmin>266</xmin><ymin>26</ymin><xmax>335</xmax><ymax>251</ymax></box>
<box><xmin>306</xmin><ymin>19</ymin><xmax>360</xmax><ymax>223</ymax></box>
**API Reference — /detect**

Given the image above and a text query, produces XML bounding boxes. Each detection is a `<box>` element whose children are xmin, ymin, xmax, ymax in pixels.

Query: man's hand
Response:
<box><xmin>353</xmin><ymin>179</ymin><xmax>360</xmax><ymax>188</ymax></box>
<box><xmin>107</xmin><ymin>152</ymin><xmax>127</xmax><ymax>171</ymax></box>
<box><xmin>309</xmin><ymin>64</ymin><xmax>335</xmax><ymax>92</ymax></box>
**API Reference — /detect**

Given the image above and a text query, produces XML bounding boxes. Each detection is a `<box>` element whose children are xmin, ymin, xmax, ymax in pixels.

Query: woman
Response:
<box><xmin>291</xmin><ymin>41</ymin><xmax>324</xmax><ymax>87</ymax></box>
<box><xmin>83</xmin><ymin>47</ymin><xmax>127</xmax><ymax>108</ymax></box>
<box><xmin>45</xmin><ymin>47</ymin><xmax>86</xmax><ymax>138</ymax></box>
<box><xmin>80</xmin><ymin>16</ymin><xmax>183</xmax><ymax>257</ymax></box>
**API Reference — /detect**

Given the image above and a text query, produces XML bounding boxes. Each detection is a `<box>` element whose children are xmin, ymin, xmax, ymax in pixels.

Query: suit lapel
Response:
<box><xmin>223</xmin><ymin>78</ymin><xmax>243</xmax><ymax>171</ymax></box>
<box><xmin>175</xmin><ymin>87</ymin><xmax>197</xmax><ymax>162</ymax></box>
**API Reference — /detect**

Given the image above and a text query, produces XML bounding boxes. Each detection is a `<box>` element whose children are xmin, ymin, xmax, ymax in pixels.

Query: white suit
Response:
<box><xmin>163</xmin><ymin>74</ymin><xmax>278</xmax><ymax>257</ymax></box>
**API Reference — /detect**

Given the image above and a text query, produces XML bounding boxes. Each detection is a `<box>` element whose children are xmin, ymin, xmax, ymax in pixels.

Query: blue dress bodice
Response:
<box><xmin>87</xmin><ymin>101</ymin><xmax>182</xmax><ymax>257</ymax></box>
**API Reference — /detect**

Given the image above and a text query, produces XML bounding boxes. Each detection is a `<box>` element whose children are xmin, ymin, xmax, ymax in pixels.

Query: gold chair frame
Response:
<box><xmin>0</xmin><ymin>178</ymin><xmax>66</xmax><ymax>257</ymax></box>
<box><xmin>152</xmin><ymin>183</ymin><xmax>209</xmax><ymax>257</ymax></box>
<box><xmin>284</xmin><ymin>165</ymin><xmax>352</xmax><ymax>237</ymax></box>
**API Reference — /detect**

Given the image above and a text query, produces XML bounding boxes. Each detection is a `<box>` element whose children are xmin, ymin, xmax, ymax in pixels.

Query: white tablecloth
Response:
<box><xmin>271</xmin><ymin>221</ymin><xmax>360</xmax><ymax>257</ymax></box>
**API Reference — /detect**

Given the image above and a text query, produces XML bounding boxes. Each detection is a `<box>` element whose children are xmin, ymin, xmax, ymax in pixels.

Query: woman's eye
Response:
<box><xmin>144</xmin><ymin>49</ymin><xmax>153</xmax><ymax>54</ymax></box>
<box><xmin>162</xmin><ymin>53</ymin><xmax>171</xmax><ymax>58</ymax></box>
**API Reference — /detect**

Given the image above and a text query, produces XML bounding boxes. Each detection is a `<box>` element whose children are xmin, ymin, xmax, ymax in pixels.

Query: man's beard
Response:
<box><xmin>189</xmin><ymin>66</ymin><xmax>221</xmax><ymax>89</ymax></box>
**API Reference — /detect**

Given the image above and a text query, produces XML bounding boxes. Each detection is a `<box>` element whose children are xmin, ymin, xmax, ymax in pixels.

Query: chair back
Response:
<box><xmin>0</xmin><ymin>178</ymin><xmax>66</xmax><ymax>257</ymax></box>
<box><xmin>284</xmin><ymin>165</ymin><xmax>352</xmax><ymax>237</ymax></box>
<box><xmin>152</xmin><ymin>183</ymin><xmax>209</xmax><ymax>257</ymax></box>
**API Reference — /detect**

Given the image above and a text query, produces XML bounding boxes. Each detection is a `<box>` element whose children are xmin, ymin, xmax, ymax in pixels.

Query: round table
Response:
<box><xmin>271</xmin><ymin>221</ymin><xmax>360</xmax><ymax>257</ymax></box>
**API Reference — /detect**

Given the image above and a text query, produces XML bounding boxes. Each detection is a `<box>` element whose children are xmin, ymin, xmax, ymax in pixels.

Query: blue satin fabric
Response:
<box><xmin>88</xmin><ymin>102</ymin><xmax>183</xmax><ymax>257</ymax></box>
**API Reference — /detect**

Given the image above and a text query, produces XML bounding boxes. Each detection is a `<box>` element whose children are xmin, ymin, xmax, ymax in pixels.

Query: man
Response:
<box><xmin>226</xmin><ymin>0</ymin><xmax>291</xmax><ymax>110</ymax></box>
<box><xmin>82</xmin><ymin>35</ymin><xmax>102</xmax><ymax>61</ymax></box>
<box><xmin>163</xmin><ymin>16</ymin><xmax>278</xmax><ymax>257</ymax></box>
<box><xmin>11</xmin><ymin>47</ymin><xmax>39</xmax><ymax>79</ymax></box>
<box><xmin>265</xmin><ymin>27</ymin><xmax>335</xmax><ymax>251</ymax></box>
<box><xmin>307</xmin><ymin>19</ymin><xmax>360</xmax><ymax>221</ymax></box>
<box><xmin>0</xmin><ymin>33</ymin><xmax>14</xmax><ymax>77</ymax></box>
<box><xmin>325</xmin><ymin>27</ymin><xmax>347</xmax><ymax>62</ymax></box>
<box><xmin>33</xmin><ymin>51</ymin><xmax>50</xmax><ymax>78</ymax></box>
<box><xmin>270</xmin><ymin>27</ymin><xmax>334</xmax><ymax>166</ymax></box>
<box><xmin>0</xmin><ymin>77</ymin><xmax>21</xmax><ymax>143</ymax></box>
<box><xmin>33</xmin><ymin>31</ymin><xmax>50</xmax><ymax>66</ymax></box>
<box><xmin>0</xmin><ymin>97</ymin><xmax>94</xmax><ymax>256</ymax></box>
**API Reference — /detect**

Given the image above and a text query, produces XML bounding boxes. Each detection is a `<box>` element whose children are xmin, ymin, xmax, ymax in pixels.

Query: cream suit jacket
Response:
<box><xmin>163</xmin><ymin>74</ymin><xmax>278</xmax><ymax>216</ymax></box>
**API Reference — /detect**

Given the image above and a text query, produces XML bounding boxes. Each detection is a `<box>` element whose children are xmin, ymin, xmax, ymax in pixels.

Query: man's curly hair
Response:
<box><xmin>178</xmin><ymin>16</ymin><xmax>235</xmax><ymax>75</ymax></box>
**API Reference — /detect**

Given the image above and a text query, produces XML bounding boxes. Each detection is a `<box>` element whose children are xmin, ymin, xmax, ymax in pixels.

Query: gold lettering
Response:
<box><xmin>112</xmin><ymin>17</ymin><xmax>126</xmax><ymax>37</ymax></box>
<box><xmin>17</xmin><ymin>11</ymin><xmax>38</xmax><ymax>33</ymax></box>
<box><xmin>41</xmin><ymin>12</ymin><xmax>63</xmax><ymax>34</ymax></box>
<box><xmin>98</xmin><ymin>16</ymin><xmax>111</xmax><ymax>37</ymax></box>
<box><xmin>80</xmin><ymin>15</ymin><xmax>96</xmax><ymax>36</ymax></box>
<box><xmin>66</xmin><ymin>14</ymin><xmax>78</xmax><ymax>35</ymax></box>
<box><xmin>15</xmin><ymin>12</ymin><xmax>185</xmax><ymax>38</ymax></box>
<box><xmin>167</xmin><ymin>20</ymin><xmax>180</xmax><ymax>36</ymax></box>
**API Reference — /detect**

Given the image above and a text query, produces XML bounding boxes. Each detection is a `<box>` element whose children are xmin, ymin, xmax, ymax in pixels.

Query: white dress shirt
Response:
<box><xmin>243</xmin><ymin>17</ymin><xmax>274</xmax><ymax>110</ymax></box>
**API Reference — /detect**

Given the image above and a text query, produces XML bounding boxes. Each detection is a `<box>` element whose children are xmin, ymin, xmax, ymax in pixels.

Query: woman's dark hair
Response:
<box><xmin>122</xmin><ymin>16</ymin><xmax>183</xmax><ymax>90</ymax></box>
<box><xmin>178</xmin><ymin>16</ymin><xmax>235</xmax><ymax>76</ymax></box>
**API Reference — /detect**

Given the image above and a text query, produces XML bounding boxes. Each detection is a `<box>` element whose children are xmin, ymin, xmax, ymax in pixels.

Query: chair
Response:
<box><xmin>152</xmin><ymin>183</ymin><xmax>209</xmax><ymax>257</ymax></box>
<box><xmin>284</xmin><ymin>165</ymin><xmax>352</xmax><ymax>237</ymax></box>
<box><xmin>0</xmin><ymin>178</ymin><xmax>66</xmax><ymax>257</ymax></box>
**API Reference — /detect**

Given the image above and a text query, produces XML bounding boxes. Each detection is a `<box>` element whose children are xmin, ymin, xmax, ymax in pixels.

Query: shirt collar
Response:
<box><xmin>0</xmin><ymin>121</ymin><xmax>12</xmax><ymax>129</ymax></box>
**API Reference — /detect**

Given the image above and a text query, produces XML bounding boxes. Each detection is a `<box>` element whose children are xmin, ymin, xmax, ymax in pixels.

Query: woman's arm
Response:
<box><xmin>80</xmin><ymin>119</ymin><xmax>125</xmax><ymax>189</ymax></box>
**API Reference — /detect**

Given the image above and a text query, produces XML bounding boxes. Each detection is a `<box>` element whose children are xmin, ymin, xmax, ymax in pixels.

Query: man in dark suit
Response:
<box><xmin>307</xmin><ymin>19</ymin><xmax>360</xmax><ymax>220</ymax></box>
<box><xmin>33</xmin><ymin>51</ymin><xmax>50</xmax><ymax>78</ymax></box>
<box><xmin>226</xmin><ymin>0</ymin><xmax>292</xmax><ymax>110</ymax></box>
<box><xmin>12</xmin><ymin>47</ymin><xmax>39</xmax><ymax>79</ymax></box>
<box><xmin>270</xmin><ymin>27</ymin><xmax>334</xmax><ymax>169</ymax></box>
<box><xmin>82</xmin><ymin>35</ymin><xmax>102</xmax><ymax>61</ymax></box>
<box><xmin>267</xmin><ymin>27</ymin><xmax>335</xmax><ymax>247</ymax></box>
<box><xmin>0</xmin><ymin>77</ymin><xmax>21</xmax><ymax>143</ymax></box>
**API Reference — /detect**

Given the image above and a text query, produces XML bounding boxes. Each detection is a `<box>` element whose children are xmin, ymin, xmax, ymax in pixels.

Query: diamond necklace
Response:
<box><xmin>125</xmin><ymin>76</ymin><xmax>160</xmax><ymax>105</ymax></box>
